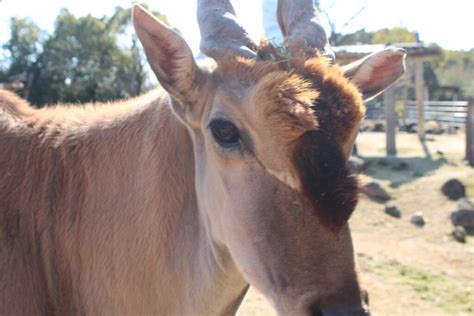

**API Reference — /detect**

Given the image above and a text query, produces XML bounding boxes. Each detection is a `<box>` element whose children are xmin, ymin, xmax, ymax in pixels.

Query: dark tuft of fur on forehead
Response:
<box><xmin>300</xmin><ymin>57</ymin><xmax>365</xmax><ymax>147</ymax></box>
<box><xmin>293</xmin><ymin>130</ymin><xmax>359</xmax><ymax>230</ymax></box>
<box><xmin>215</xmin><ymin>50</ymin><xmax>364</xmax><ymax>229</ymax></box>
<box><xmin>217</xmin><ymin>52</ymin><xmax>365</xmax><ymax>149</ymax></box>
<box><xmin>253</xmin><ymin>71</ymin><xmax>319</xmax><ymax>147</ymax></box>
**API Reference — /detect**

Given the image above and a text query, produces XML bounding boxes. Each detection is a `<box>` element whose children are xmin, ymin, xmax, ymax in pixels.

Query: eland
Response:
<box><xmin>0</xmin><ymin>0</ymin><xmax>405</xmax><ymax>315</ymax></box>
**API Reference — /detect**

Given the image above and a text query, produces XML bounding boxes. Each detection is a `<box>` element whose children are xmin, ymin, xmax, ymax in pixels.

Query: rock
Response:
<box><xmin>389</xmin><ymin>180</ymin><xmax>403</xmax><ymax>188</ymax></box>
<box><xmin>405</xmin><ymin>123</ymin><xmax>417</xmax><ymax>134</ymax></box>
<box><xmin>447</xmin><ymin>126</ymin><xmax>459</xmax><ymax>134</ymax></box>
<box><xmin>385</xmin><ymin>204</ymin><xmax>401</xmax><ymax>218</ymax></box>
<box><xmin>450</xmin><ymin>210</ymin><xmax>474</xmax><ymax>229</ymax></box>
<box><xmin>373</xmin><ymin>123</ymin><xmax>385</xmax><ymax>132</ymax></box>
<box><xmin>377</xmin><ymin>159</ymin><xmax>389</xmax><ymax>166</ymax></box>
<box><xmin>441</xmin><ymin>179</ymin><xmax>466</xmax><ymax>200</ymax></box>
<box><xmin>360</xmin><ymin>181</ymin><xmax>391</xmax><ymax>202</ymax></box>
<box><xmin>347</xmin><ymin>156</ymin><xmax>366</xmax><ymax>174</ymax></box>
<box><xmin>451</xmin><ymin>226</ymin><xmax>466</xmax><ymax>243</ymax></box>
<box><xmin>391</xmin><ymin>161</ymin><xmax>409</xmax><ymax>171</ymax></box>
<box><xmin>412</xmin><ymin>170</ymin><xmax>424</xmax><ymax>178</ymax></box>
<box><xmin>410</xmin><ymin>212</ymin><xmax>425</xmax><ymax>227</ymax></box>
<box><xmin>457</xmin><ymin>198</ymin><xmax>474</xmax><ymax>211</ymax></box>
<box><xmin>425</xmin><ymin>120</ymin><xmax>445</xmax><ymax>135</ymax></box>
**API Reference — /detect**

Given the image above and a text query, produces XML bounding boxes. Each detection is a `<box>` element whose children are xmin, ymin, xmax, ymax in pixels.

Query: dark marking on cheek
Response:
<box><xmin>292</xmin><ymin>130</ymin><xmax>359</xmax><ymax>230</ymax></box>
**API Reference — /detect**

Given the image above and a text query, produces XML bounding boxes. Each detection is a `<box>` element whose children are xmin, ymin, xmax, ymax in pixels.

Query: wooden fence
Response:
<box><xmin>365</xmin><ymin>100</ymin><xmax>469</xmax><ymax>129</ymax></box>
<box><xmin>404</xmin><ymin>100</ymin><xmax>468</xmax><ymax>128</ymax></box>
<box><xmin>364</xmin><ymin>96</ymin><xmax>473</xmax><ymax>164</ymax></box>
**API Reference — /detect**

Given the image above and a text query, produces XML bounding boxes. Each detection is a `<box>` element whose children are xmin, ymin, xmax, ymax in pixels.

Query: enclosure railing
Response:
<box><xmin>405</xmin><ymin>100</ymin><xmax>468</xmax><ymax>128</ymax></box>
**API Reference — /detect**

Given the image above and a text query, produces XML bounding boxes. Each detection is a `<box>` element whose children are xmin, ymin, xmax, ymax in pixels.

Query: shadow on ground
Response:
<box><xmin>360</xmin><ymin>156</ymin><xmax>448</xmax><ymax>187</ymax></box>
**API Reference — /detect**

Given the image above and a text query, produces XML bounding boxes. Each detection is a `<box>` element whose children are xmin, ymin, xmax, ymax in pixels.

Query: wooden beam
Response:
<box><xmin>466</xmin><ymin>97</ymin><xmax>474</xmax><ymax>166</ymax></box>
<box><xmin>415</xmin><ymin>57</ymin><xmax>425</xmax><ymax>140</ymax></box>
<box><xmin>384</xmin><ymin>86</ymin><xmax>397</xmax><ymax>156</ymax></box>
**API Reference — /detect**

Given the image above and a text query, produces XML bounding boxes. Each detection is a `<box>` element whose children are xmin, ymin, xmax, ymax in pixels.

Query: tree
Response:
<box><xmin>371</xmin><ymin>27</ymin><xmax>417</xmax><ymax>44</ymax></box>
<box><xmin>435</xmin><ymin>49</ymin><xmax>474</xmax><ymax>98</ymax></box>
<box><xmin>1</xmin><ymin>4</ymin><xmax>169</xmax><ymax>106</ymax></box>
<box><xmin>105</xmin><ymin>5</ymin><xmax>171</xmax><ymax>96</ymax></box>
<box><xmin>0</xmin><ymin>18</ymin><xmax>44</xmax><ymax>97</ymax></box>
<box><xmin>330</xmin><ymin>29</ymin><xmax>373</xmax><ymax>46</ymax></box>
<box><xmin>3</xmin><ymin>17</ymin><xmax>44</xmax><ymax>77</ymax></box>
<box><xmin>27</xmin><ymin>6</ymin><xmax>168</xmax><ymax>106</ymax></box>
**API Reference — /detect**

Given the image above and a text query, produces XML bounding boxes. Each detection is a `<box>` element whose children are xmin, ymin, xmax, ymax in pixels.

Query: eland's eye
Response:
<box><xmin>209</xmin><ymin>119</ymin><xmax>240</xmax><ymax>147</ymax></box>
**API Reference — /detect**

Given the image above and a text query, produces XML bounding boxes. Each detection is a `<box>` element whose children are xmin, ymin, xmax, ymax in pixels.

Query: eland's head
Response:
<box><xmin>133</xmin><ymin>1</ymin><xmax>405</xmax><ymax>314</ymax></box>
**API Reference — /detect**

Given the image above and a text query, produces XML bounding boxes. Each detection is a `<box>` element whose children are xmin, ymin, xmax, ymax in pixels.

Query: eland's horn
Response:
<box><xmin>277</xmin><ymin>0</ymin><xmax>334</xmax><ymax>62</ymax></box>
<box><xmin>197</xmin><ymin>0</ymin><xmax>257</xmax><ymax>61</ymax></box>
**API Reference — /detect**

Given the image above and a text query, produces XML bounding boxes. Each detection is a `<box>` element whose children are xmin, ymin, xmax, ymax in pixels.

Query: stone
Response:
<box><xmin>389</xmin><ymin>180</ymin><xmax>403</xmax><ymax>188</ymax></box>
<box><xmin>377</xmin><ymin>159</ymin><xmax>389</xmax><ymax>166</ymax></box>
<box><xmin>426</xmin><ymin>120</ymin><xmax>445</xmax><ymax>135</ymax></box>
<box><xmin>347</xmin><ymin>156</ymin><xmax>366</xmax><ymax>174</ymax></box>
<box><xmin>451</xmin><ymin>226</ymin><xmax>466</xmax><ymax>243</ymax></box>
<box><xmin>360</xmin><ymin>181</ymin><xmax>391</xmax><ymax>202</ymax></box>
<box><xmin>405</xmin><ymin>123</ymin><xmax>417</xmax><ymax>134</ymax></box>
<box><xmin>385</xmin><ymin>204</ymin><xmax>401</xmax><ymax>218</ymax></box>
<box><xmin>373</xmin><ymin>123</ymin><xmax>385</xmax><ymax>132</ymax></box>
<box><xmin>410</xmin><ymin>212</ymin><xmax>425</xmax><ymax>227</ymax></box>
<box><xmin>391</xmin><ymin>161</ymin><xmax>409</xmax><ymax>171</ymax></box>
<box><xmin>412</xmin><ymin>170</ymin><xmax>424</xmax><ymax>178</ymax></box>
<box><xmin>441</xmin><ymin>179</ymin><xmax>466</xmax><ymax>200</ymax></box>
<box><xmin>450</xmin><ymin>210</ymin><xmax>474</xmax><ymax>229</ymax></box>
<box><xmin>457</xmin><ymin>198</ymin><xmax>474</xmax><ymax>211</ymax></box>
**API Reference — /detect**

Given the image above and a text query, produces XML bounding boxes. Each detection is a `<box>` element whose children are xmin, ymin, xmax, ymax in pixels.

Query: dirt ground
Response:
<box><xmin>237</xmin><ymin>131</ymin><xmax>474</xmax><ymax>316</ymax></box>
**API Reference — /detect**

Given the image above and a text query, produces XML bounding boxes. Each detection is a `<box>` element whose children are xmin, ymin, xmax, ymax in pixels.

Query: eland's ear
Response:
<box><xmin>132</xmin><ymin>4</ymin><xmax>203</xmax><ymax>107</ymax></box>
<box><xmin>343</xmin><ymin>47</ymin><xmax>406</xmax><ymax>100</ymax></box>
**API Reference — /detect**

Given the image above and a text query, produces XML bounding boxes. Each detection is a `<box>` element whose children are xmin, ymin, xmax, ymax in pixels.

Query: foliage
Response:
<box><xmin>0</xmin><ymin>4</ymin><xmax>167</xmax><ymax>106</ymax></box>
<box><xmin>330</xmin><ymin>29</ymin><xmax>373</xmax><ymax>46</ymax></box>
<box><xmin>2</xmin><ymin>17</ymin><xmax>45</xmax><ymax>77</ymax></box>
<box><xmin>434</xmin><ymin>49</ymin><xmax>474</xmax><ymax>98</ymax></box>
<box><xmin>371</xmin><ymin>27</ymin><xmax>417</xmax><ymax>44</ymax></box>
<box><xmin>331</xmin><ymin>27</ymin><xmax>417</xmax><ymax>46</ymax></box>
<box><xmin>29</xmin><ymin>9</ymin><xmax>133</xmax><ymax>104</ymax></box>
<box><xmin>334</xmin><ymin>27</ymin><xmax>474</xmax><ymax>99</ymax></box>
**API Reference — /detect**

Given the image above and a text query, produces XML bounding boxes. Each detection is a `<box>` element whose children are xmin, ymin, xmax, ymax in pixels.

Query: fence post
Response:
<box><xmin>415</xmin><ymin>56</ymin><xmax>425</xmax><ymax>140</ymax></box>
<box><xmin>384</xmin><ymin>86</ymin><xmax>397</xmax><ymax>156</ymax></box>
<box><xmin>466</xmin><ymin>97</ymin><xmax>474</xmax><ymax>166</ymax></box>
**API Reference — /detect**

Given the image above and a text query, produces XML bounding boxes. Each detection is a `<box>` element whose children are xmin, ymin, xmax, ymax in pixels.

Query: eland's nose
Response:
<box><xmin>309</xmin><ymin>288</ymin><xmax>371</xmax><ymax>316</ymax></box>
<box><xmin>320</xmin><ymin>308</ymin><xmax>370</xmax><ymax>316</ymax></box>
<box><xmin>310</xmin><ymin>307</ymin><xmax>370</xmax><ymax>316</ymax></box>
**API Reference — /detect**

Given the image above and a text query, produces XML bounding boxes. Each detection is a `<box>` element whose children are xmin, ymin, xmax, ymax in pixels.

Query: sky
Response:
<box><xmin>0</xmin><ymin>0</ymin><xmax>473</xmax><ymax>54</ymax></box>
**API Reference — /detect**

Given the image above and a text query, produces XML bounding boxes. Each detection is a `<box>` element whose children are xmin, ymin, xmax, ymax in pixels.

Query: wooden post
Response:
<box><xmin>415</xmin><ymin>57</ymin><xmax>425</xmax><ymax>140</ymax></box>
<box><xmin>384</xmin><ymin>86</ymin><xmax>397</xmax><ymax>156</ymax></box>
<box><xmin>466</xmin><ymin>98</ymin><xmax>474</xmax><ymax>166</ymax></box>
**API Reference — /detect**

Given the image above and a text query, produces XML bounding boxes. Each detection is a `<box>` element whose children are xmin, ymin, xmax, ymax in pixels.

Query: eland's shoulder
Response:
<box><xmin>0</xmin><ymin>88</ymin><xmax>164</xmax><ymax>132</ymax></box>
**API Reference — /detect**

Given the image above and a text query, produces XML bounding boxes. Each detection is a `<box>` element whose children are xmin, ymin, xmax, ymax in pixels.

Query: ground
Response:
<box><xmin>237</xmin><ymin>131</ymin><xmax>474</xmax><ymax>316</ymax></box>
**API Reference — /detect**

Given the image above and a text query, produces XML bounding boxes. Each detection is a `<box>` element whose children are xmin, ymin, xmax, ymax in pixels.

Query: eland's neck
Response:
<box><xmin>67</xmin><ymin>91</ymin><xmax>248</xmax><ymax>314</ymax></box>
<box><xmin>4</xmin><ymin>89</ymin><xmax>248</xmax><ymax>315</ymax></box>
<box><xmin>137</xmin><ymin>93</ymin><xmax>249</xmax><ymax>315</ymax></box>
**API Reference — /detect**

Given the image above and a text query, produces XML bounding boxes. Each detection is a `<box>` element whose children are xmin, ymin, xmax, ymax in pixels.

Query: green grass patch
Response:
<box><xmin>459</xmin><ymin>175</ymin><xmax>474</xmax><ymax>198</ymax></box>
<box><xmin>362</xmin><ymin>259</ymin><xmax>473</xmax><ymax>314</ymax></box>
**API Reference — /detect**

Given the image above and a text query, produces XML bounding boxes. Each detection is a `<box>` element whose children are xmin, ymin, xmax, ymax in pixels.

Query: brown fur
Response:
<box><xmin>215</xmin><ymin>44</ymin><xmax>365</xmax><ymax>149</ymax></box>
<box><xmin>0</xmin><ymin>51</ymin><xmax>365</xmax><ymax>316</ymax></box>
<box><xmin>214</xmin><ymin>45</ymin><xmax>365</xmax><ymax>229</ymax></box>
<box><xmin>1</xmin><ymin>88</ymin><xmax>248</xmax><ymax>315</ymax></box>
<box><xmin>0</xmin><ymin>3</ymin><xmax>405</xmax><ymax>315</ymax></box>
<box><xmin>292</xmin><ymin>130</ymin><xmax>359</xmax><ymax>230</ymax></box>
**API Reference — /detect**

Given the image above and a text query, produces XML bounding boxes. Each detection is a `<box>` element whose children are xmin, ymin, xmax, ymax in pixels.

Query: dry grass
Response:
<box><xmin>238</xmin><ymin>132</ymin><xmax>474</xmax><ymax>316</ymax></box>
